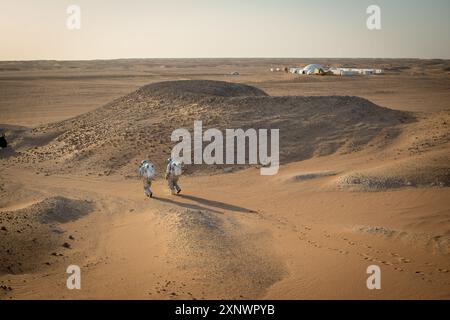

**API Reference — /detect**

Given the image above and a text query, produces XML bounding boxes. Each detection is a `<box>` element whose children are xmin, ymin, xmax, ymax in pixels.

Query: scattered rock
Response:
<box><xmin>51</xmin><ymin>252</ymin><xmax>63</xmax><ymax>257</ymax></box>
<box><xmin>0</xmin><ymin>285</ymin><xmax>13</xmax><ymax>291</ymax></box>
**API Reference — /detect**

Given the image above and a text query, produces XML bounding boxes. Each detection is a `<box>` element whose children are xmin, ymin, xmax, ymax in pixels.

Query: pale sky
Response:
<box><xmin>1</xmin><ymin>0</ymin><xmax>449</xmax><ymax>60</ymax></box>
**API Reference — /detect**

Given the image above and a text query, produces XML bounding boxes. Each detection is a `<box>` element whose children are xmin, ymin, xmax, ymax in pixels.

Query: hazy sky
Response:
<box><xmin>1</xmin><ymin>0</ymin><xmax>449</xmax><ymax>60</ymax></box>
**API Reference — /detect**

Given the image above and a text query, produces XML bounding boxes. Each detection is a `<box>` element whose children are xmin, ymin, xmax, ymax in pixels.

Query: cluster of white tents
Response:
<box><xmin>288</xmin><ymin>64</ymin><xmax>383</xmax><ymax>76</ymax></box>
<box><xmin>330</xmin><ymin>67</ymin><xmax>383</xmax><ymax>76</ymax></box>
<box><xmin>289</xmin><ymin>64</ymin><xmax>325</xmax><ymax>75</ymax></box>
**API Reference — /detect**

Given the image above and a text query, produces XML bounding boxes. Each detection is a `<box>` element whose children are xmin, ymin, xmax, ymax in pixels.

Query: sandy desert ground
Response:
<box><xmin>0</xmin><ymin>58</ymin><xmax>449</xmax><ymax>299</ymax></box>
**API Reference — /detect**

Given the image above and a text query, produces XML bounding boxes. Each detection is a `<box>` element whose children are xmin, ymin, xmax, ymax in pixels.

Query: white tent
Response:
<box><xmin>289</xmin><ymin>67</ymin><xmax>303</xmax><ymax>74</ymax></box>
<box><xmin>302</xmin><ymin>64</ymin><xmax>325</xmax><ymax>75</ymax></box>
<box><xmin>340</xmin><ymin>70</ymin><xmax>359</xmax><ymax>76</ymax></box>
<box><xmin>329</xmin><ymin>67</ymin><xmax>341</xmax><ymax>75</ymax></box>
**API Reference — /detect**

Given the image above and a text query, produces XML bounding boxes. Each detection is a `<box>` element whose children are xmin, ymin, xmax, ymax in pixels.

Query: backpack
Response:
<box><xmin>171</xmin><ymin>161</ymin><xmax>183</xmax><ymax>176</ymax></box>
<box><xmin>139</xmin><ymin>161</ymin><xmax>156</xmax><ymax>179</ymax></box>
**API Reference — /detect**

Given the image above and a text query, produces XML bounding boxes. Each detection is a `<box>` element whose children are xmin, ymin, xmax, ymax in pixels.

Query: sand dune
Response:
<box><xmin>0</xmin><ymin>196</ymin><xmax>94</xmax><ymax>276</ymax></box>
<box><xmin>5</xmin><ymin>80</ymin><xmax>414</xmax><ymax>178</ymax></box>
<box><xmin>335</xmin><ymin>110</ymin><xmax>450</xmax><ymax>191</ymax></box>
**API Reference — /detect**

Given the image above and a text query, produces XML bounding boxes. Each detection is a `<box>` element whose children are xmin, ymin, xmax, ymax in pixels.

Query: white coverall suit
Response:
<box><xmin>165</xmin><ymin>161</ymin><xmax>181</xmax><ymax>194</ymax></box>
<box><xmin>139</xmin><ymin>162</ymin><xmax>155</xmax><ymax>198</ymax></box>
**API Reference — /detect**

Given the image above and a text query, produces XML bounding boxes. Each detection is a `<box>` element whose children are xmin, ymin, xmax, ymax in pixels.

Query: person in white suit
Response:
<box><xmin>139</xmin><ymin>160</ymin><xmax>156</xmax><ymax>198</ymax></box>
<box><xmin>165</xmin><ymin>158</ymin><xmax>182</xmax><ymax>195</ymax></box>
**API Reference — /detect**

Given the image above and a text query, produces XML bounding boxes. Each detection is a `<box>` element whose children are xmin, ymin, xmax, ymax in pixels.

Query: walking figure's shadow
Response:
<box><xmin>153</xmin><ymin>194</ymin><xmax>255</xmax><ymax>214</ymax></box>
